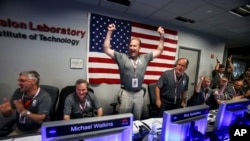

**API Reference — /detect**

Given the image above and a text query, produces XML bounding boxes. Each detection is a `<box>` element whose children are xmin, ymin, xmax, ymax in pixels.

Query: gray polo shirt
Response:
<box><xmin>10</xmin><ymin>88</ymin><xmax>51</xmax><ymax>131</ymax></box>
<box><xmin>157</xmin><ymin>69</ymin><xmax>189</xmax><ymax>104</ymax></box>
<box><xmin>114</xmin><ymin>51</ymin><xmax>153</xmax><ymax>91</ymax></box>
<box><xmin>64</xmin><ymin>92</ymin><xmax>101</xmax><ymax>118</ymax></box>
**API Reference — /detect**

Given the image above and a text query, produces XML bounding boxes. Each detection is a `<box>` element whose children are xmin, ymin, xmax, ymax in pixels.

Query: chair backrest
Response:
<box><xmin>147</xmin><ymin>83</ymin><xmax>160</xmax><ymax>118</ymax></box>
<box><xmin>142</xmin><ymin>86</ymin><xmax>146</xmax><ymax>97</ymax></box>
<box><xmin>55</xmin><ymin>85</ymin><xmax>94</xmax><ymax>120</ymax></box>
<box><xmin>40</xmin><ymin>85</ymin><xmax>60</xmax><ymax>121</ymax></box>
<box><xmin>56</xmin><ymin>86</ymin><xmax>75</xmax><ymax>120</ymax></box>
<box><xmin>148</xmin><ymin>83</ymin><xmax>157</xmax><ymax>105</ymax></box>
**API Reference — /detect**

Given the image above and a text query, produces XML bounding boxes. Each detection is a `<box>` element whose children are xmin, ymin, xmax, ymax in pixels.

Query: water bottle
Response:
<box><xmin>147</xmin><ymin>120</ymin><xmax>158</xmax><ymax>141</ymax></box>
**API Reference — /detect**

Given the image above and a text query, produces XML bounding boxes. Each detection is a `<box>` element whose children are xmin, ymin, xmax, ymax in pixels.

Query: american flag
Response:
<box><xmin>88</xmin><ymin>13</ymin><xmax>178</xmax><ymax>84</ymax></box>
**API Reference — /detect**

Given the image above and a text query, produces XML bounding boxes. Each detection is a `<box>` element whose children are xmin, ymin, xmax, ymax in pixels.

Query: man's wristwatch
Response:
<box><xmin>26</xmin><ymin>111</ymin><xmax>31</xmax><ymax>116</ymax></box>
<box><xmin>22</xmin><ymin>111</ymin><xmax>31</xmax><ymax>117</ymax></box>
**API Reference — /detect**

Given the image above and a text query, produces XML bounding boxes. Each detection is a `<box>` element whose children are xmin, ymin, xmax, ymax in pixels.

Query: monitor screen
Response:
<box><xmin>41</xmin><ymin>113</ymin><xmax>133</xmax><ymax>141</ymax></box>
<box><xmin>213</xmin><ymin>98</ymin><xmax>250</xmax><ymax>131</ymax></box>
<box><xmin>161</xmin><ymin>105</ymin><xmax>210</xmax><ymax>141</ymax></box>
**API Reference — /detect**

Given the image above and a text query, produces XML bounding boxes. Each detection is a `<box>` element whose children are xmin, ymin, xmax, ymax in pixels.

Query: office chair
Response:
<box><xmin>110</xmin><ymin>87</ymin><xmax>147</xmax><ymax>115</ymax></box>
<box><xmin>147</xmin><ymin>83</ymin><xmax>160</xmax><ymax>118</ymax></box>
<box><xmin>110</xmin><ymin>95</ymin><xmax>120</xmax><ymax>115</ymax></box>
<box><xmin>40</xmin><ymin>85</ymin><xmax>60</xmax><ymax>121</ymax></box>
<box><xmin>0</xmin><ymin>85</ymin><xmax>60</xmax><ymax>137</ymax></box>
<box><xmin>0</xmin><ymin>118</ymin><xmax>16</xmax><ymax>137</ymax></box>
<box><xmin>55</xmin><ymin>85</ymin><xmax>94</xmax><ymax>120</ymax></box>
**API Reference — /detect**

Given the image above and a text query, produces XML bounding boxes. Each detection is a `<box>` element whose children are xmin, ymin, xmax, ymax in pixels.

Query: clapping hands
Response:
<box><xmin>0</xmin><ymin>98</ymin><xmax>12</xmax><ymax>116</ymax></box>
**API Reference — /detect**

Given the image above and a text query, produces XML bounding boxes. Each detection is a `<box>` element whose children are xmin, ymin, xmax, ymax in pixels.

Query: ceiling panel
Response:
<box><xmin>202</xmin><ymin>12</ymin><xmax>241</xmax><ymax>26</ymax></box>
<box><xmin>206</xmin><ymin>0</ymin><xmax>249</xmax><ymax>10</ymax></box>
<box><xmin>229</xmin><ymin>26</ymin><xmax>250</xmax><ymax>34</ymax></box>
<box><xmin>99</xmin><ymin>0</ymin><xmax>129</xmax><ymax>12</ymax></box>
<box><xmin>73</xmin><ymin>0</ymin><xmax>250</xmax><ymax>47</ymax></box>
<box><xmin>135</xmin><ymin>0</ymin><xmax>172</xmax><ymax>9</ymax></box>
<box><xmin>185</xmin><ymin>5</ymin><xmax>225</xmax><ymax>21</ymax></box>
<box><xmin>160</xmin><ymin>0</ymin><xmax>207</xmax><ymax>15</ymax></box>
<box><xmin>127</xmin><ymin>2</ymin><xmax>157</xmax><ymax>17</ymax></box>
<box><xmin>149</xmin><ymin>10</ymin><xmax>179</xmax><ymax>22</ymax></box>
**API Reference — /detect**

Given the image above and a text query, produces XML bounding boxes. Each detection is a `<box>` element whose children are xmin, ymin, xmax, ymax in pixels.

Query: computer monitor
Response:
<box><xmin>41</xmin><ymin>113</ymin><xmax>133</xmax><ymax>141</ymax></box>
<box><xmin>213</xmin><ymin>98</ymin><xmax>250</xmax><ymax>131</ymax></box>
<box><xmin>161</xmin><ymin>105</ymin><xmax>210</xmax><ymax>141</ymax></box>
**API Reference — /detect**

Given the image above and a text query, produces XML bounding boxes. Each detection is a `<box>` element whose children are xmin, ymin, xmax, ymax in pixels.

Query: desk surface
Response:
<box><xmin>0</xmin><ymin>134</ymin><xmax>41</xmax><ymax>141</ymax></box>
<box><xmin>0</xmin><ymin>114</ymin><xmax>217</xmax><ymax>141</ymax></box>
<box><xmin>1</xmin><ymin>118</ymin><xmax>160</xmax><ymax>141</ymax></box>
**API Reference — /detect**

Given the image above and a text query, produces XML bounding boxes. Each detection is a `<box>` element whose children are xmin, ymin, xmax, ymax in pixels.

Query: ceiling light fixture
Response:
<box><xmin>107</xmin><ymin>0</ymin><xmax>131</xmax><ymax>6</ymax></box>
<box><xmin>175</xmin><ymin>16</ymin><xmax>195</xmax><ymax>24</ymax></box>
<box><xmin>229</xmin><ymin>3</ymin><xmax>250</xmax><ymax>17</ymax></box>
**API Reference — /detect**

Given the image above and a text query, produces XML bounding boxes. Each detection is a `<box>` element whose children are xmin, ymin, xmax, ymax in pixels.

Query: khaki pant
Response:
<box><xmin>119</xmin><ymin>89</ymin><xmax>144</xmax><ymax>120</ymax></box>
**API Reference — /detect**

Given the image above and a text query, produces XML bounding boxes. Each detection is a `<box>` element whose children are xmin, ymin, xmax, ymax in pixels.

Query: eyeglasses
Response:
<box><xmin>17</xmin><ymin>79</ymin><xmax>33</xmax><ymax>83</ymax></box>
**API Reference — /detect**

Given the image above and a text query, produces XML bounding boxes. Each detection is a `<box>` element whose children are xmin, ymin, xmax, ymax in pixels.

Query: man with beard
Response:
<box><xmin>0</xmin><ymin>70</ymin><xmax>51</xmax><ymax>136</ymax></box>
<box><xmin>103</xmin><ymin>23</ymin><xmax>165</xmax><ymax>120</ymax></box>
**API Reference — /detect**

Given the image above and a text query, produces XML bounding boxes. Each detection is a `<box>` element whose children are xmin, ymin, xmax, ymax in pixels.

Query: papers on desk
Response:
<box><xmin>133</xmin><ymin>120</ymin><xmax>145</xmax><ymax>134</ymax></box>
<box><xmin>133</xmin><ymin>118</ymin><xmax>163</xmax><ymax>134</ymax></box>
<box><xmin>207</xmin><ymin>110</ymin><xmax>218</xmax><ymax>123</ymax></box>
<box><xmin>141</xmin><ymin>118</ymin><xmax>163</xmax><ymax>133</ymax></box>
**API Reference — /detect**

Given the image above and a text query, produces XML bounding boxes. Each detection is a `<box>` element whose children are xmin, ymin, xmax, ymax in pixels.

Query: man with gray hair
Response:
<box><xmin>0</xmin><ymin>70</ymin><xmax>51</xmax><ymax>136</ymax></box>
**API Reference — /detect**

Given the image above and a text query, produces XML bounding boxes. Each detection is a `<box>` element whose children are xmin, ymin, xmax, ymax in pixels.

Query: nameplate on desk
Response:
<box><xmin>42</xmin><ymin>117</ymin><xmax>131</xmax><ymax>138</ymax></box>
<box><xmin>171</xmin><ymin>108</ymin><xmax>209</xmax><ymax>122</ymax></box>
<box><xmin>225</xmin><ymin>100</ymin><xmax>250</xmax><ymax>111</ymax></box>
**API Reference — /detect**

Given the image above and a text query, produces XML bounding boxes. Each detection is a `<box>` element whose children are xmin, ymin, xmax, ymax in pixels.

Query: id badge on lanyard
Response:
<box><xmin>131</xmin><ymin>58</ymin><xmax>139</xmax><ymax>88</ymax></box>
<box><xmin>132</xmin><ymin>78</ymin><xmax>138</xmax><ymax>88</ymax></box>
<box><xmin>19</xmin><ymin>114</ymin><xmax>26</xmax><ymax>124</ymax></box>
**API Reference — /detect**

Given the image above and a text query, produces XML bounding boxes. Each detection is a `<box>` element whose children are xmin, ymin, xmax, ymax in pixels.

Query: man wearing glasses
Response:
<box><xmin>0</xmin><ymin>70</ymin><xmax>51</xmax><ymax>136</ymax></box>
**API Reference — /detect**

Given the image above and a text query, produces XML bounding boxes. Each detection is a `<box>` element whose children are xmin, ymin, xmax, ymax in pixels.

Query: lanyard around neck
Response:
<box><xmin>173</xmin><ymin>71</ymin><xmax>183</xmax><ymax>104</ymax></box>
<box><xmin>130</xmin><ymin>58</ymin><xmax>138</xmax><ymax>77</ymax></box>
<box><xmin>79</xmin><ymin>99</ymin><xmax>87</xmax><ymax>113</ymax></box>
<box><xmin>22</xmin><ymin>87</ymin><xmax>40</xmax><ymax>108</ymax></box>
<box><xmin>203</xmin><ymin>88</ymin><xmax>208</xmax><ymax>101</ymax></box>
<box><xmin>174</xmin><ymin>71</ymin><xmax>182</xmax><ymax>87</ymax></box>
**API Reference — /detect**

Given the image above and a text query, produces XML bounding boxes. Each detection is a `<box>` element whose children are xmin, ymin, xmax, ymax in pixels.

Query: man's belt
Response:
<box><xmin>121</xmin><ymin>86</ymin><xmax>142</xmax><ymax>93</ymax></box>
